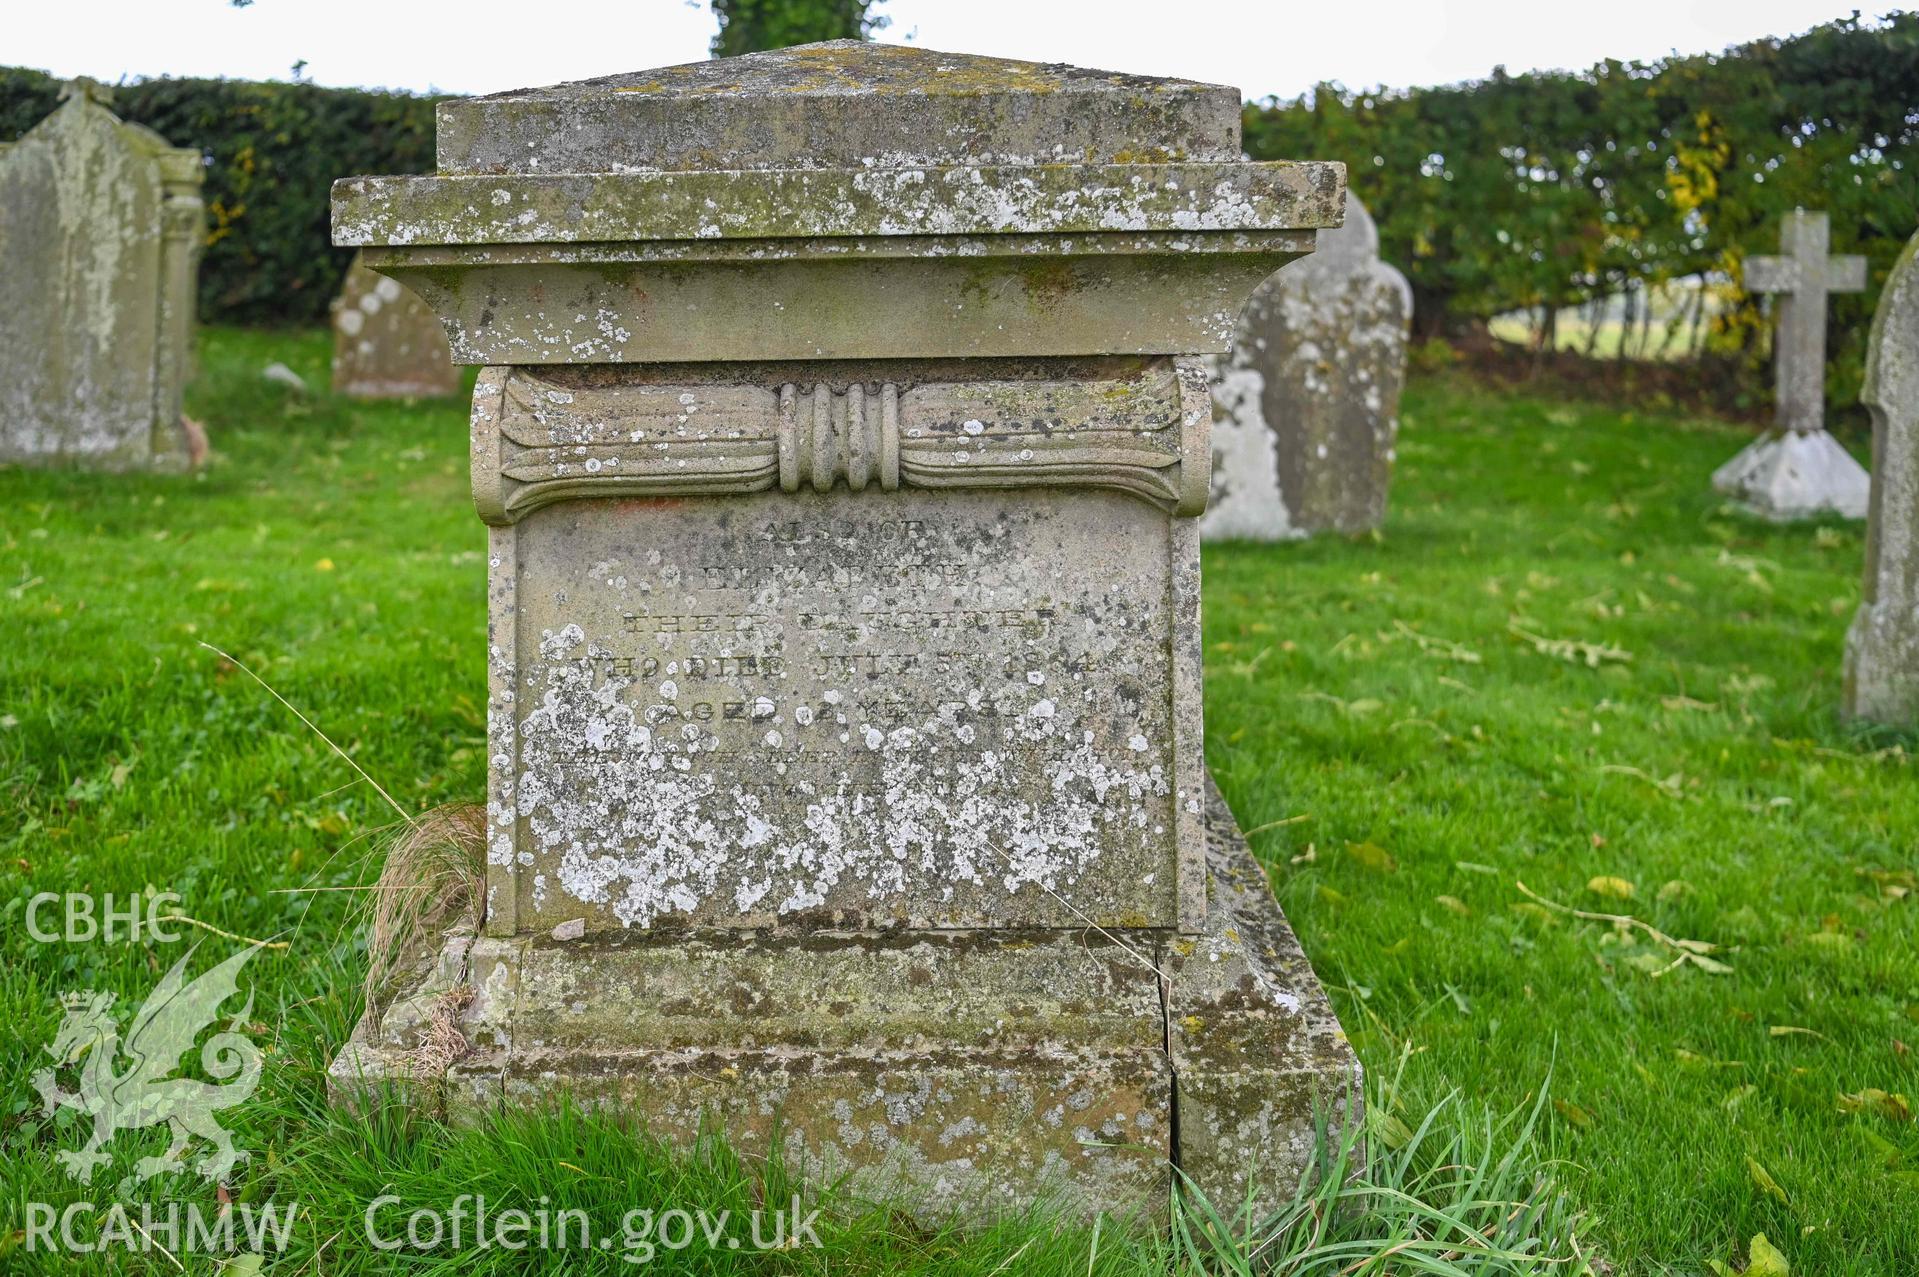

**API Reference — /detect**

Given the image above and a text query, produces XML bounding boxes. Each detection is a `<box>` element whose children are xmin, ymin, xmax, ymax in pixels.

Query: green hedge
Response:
<box><xmin>8</xmin><ymin>16</ymin><xmax>1918</xmax><ymax>415</ymax></box>
<box><xmin>1244</xmin><ymin>13</ymin><xmax>1919</xmax><ymax>413</ymax></box>
<box><xmin>0</xmin><ymin>68</ymin><xmax>438</xmax><ymax>326</ymax></box>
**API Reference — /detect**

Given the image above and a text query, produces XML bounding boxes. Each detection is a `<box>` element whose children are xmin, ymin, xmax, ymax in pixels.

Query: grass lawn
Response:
<box><xmin>2</xmin><ymin>327</ymin><xmax>1913</xmax><ymax>1273</ymax></box>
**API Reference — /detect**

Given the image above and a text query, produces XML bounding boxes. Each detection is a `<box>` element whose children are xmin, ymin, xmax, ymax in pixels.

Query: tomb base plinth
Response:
<box><xmin>329</xmin><ymin>781</ymin><xmax>1359</xmax><ymax>1217</ymax></box>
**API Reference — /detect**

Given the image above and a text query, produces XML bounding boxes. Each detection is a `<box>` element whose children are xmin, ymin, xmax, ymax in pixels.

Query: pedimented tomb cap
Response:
<box><xmin>436</xmin><ymin>40</ymin><xmax>1244</xmax><ymax>174</ymax></box>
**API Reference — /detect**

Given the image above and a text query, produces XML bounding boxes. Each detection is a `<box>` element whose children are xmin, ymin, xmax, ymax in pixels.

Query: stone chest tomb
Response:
<box><xmin>330</xmin><ymin>41</ymin><xmax>1358</xmax><ymax>1215</ymax></box>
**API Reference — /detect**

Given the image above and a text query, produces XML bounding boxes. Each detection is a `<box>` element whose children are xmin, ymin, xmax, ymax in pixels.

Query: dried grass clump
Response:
<box><xmin>403</xmin><ymin>985</ymin><xmax>477</xmax><ymax>1077</ymax></box>
<box><xmin>361</xmin><ymin>802</ymin><xmax>487</xmax><ymax>1025</ymax></box>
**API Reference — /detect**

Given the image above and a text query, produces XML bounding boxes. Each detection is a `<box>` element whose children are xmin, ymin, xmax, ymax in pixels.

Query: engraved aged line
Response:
<box><xmin>0</xmin><ymin>78</ymin><xmax>205</xmax><ymax>471</ymax></box>
<box><xmin>327</xmin><ymin>42</ymin><xmax>1360</xmax><ymax>1219</ymax></box>
<box><xmin>1713</xmin><ymin>208</ymin><xmax>1871</xmax><ymax>520</ymax></box>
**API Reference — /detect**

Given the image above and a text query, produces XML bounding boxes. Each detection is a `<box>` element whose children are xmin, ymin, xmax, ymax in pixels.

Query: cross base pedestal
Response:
<box><xmin>1711</xmin><ymin>428</ymin><xmax>1869</xmax><ymax>521</ymax></box>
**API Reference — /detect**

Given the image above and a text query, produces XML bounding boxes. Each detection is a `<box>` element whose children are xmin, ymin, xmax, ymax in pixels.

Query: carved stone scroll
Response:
<box><xmin>471</xmin><ymin>356</ymin><xmax>1212</xmax><ymax>524</ymax></box>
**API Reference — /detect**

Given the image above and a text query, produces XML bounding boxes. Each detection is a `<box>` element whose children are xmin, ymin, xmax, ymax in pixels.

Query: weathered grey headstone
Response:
<box><xmin>327</xmin><ymin>41</ymin><xmax>1358</xmax><ymax>1217</ymax></box>
<box><xmin>1844</xmin><ymin>228</ymin><xmax>1919</xmax><ymax>724</ymax></box>
<box><xmin>1713</xmin><ymin>209</ymin><xmax>1870</xmax><ymax>519</ymax></box>
<box><xmin>1202</xmin><ymin>193</ymin><xmax>1411</xmax><ymax>540</ymax></box>
<box><xmin>330</xmin><ymin>252</ymin><xmax>459</xmax><ymax>399</ymax></box>
<box><xmin>0</xmin><ymin>79</ymin><xmax>204</xmax><ymax>471</ymax></box>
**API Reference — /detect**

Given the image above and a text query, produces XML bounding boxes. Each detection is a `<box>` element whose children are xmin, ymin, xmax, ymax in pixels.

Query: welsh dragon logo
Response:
<box><xmin>33</xmin><ymin>943</ymin><xmax>264</xmax><ymax>1190</ymax></box>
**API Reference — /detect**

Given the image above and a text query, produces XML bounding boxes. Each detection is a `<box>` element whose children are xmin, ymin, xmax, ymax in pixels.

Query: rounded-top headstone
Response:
<box><xmin>0</xmin><ymin>78</ymin><xmax>205</xmax><ymax>471</ymax></box>
<box><xmin>436</xmin><ymin>40</ymin><xmax>1241</xmax><ymax>174</ymax></box>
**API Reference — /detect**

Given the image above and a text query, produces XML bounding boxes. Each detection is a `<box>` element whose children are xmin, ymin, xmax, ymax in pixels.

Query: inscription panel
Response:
<box><xmin>492</xmin><ymin>487</ymin><xmax>1190</xmax><ymax>931</ymax></box>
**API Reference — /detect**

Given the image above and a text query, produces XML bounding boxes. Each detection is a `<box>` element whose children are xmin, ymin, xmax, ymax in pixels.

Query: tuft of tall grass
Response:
<box><xmin>1171</xmin><ymin>1051</ymin><xmax>1596</xmax><ymax>1275</ymax></box>
<box><xmin>359</xmin><ymin>802</ymin><xmax>486</xmax><ymax>1025</ymax></box>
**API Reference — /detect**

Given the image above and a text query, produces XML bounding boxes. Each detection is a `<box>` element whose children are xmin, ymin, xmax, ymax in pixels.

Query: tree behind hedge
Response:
<box><xmin>1244</xmin><ymin>13</ymin><xmax>1919</xmax><ymax>412</ymax></box>
<box><xmin>0</xmin><ymin>67</ymin><xmax>437</xmax><ymax>327</ymax></box>
<box><xmin>710</xmin><ymin>0</ymin><xmax>886</xmax><ymax>57</ymax></box>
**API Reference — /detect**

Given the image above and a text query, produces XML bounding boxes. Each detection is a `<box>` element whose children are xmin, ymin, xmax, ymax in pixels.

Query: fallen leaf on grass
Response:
<box><xmin>1857</xmin><ymin>866</ymin><xmax>1917</xmax><ymax>900</ymax></box>
<box><xmin>1852</xmin><ymin>1125</ymin><xmax>1904</xmax><ymax>1168</ymax></box>
<box><xmin>1295</xmin><ymin>690</ymin><xmax>1384</xmax><ymax>716</ymax></box>
<box><xmin>1599</xmin><ymin>763</ymin><xmax>1689</xmax><ymax>799</ymax></box>
<box><xmin>1769</xmin><ymin>1025</ymin><xmax>1828</xmax><ymax>1041</ymax></box>
<box><xmin>1508</xmin><ymin>620</ymin><xmax>1633</xmax><ymax>667</ymax></box>
<box><xmin>1388</xmin><ymin>619</ymin><xmax>1483</xmax><ymax>664</ymax></box>
<box><xmin>1747</xmin><ymin>1156</ymin><xmax>1790</xmax><ymax>1204</ymax></box>
<box><xmin>1837</xmin><ymin>1089</ymin><xmax>1913</xmax><ymax>1122</ymax></box>
<box><xmin>1588</xmin><ymin>875</ymin><xmax>1636</xmax><ymax>900</ymax></box>
<box><xmin>1552</xmin><ymin>1098</ymin><xmax>1594</xmax><ymax>1128</ymax></box>
<box><xmin>1346</xmin><ymin>841</ymin><xmax>1397</xmax><ymax>873</ymax></box>
<box><xmin>1711</xmin><ymin>1234</ymin><xmax>1791</xmax><ymax>1277</ymax></box>
<box><xmin>1243</xmin><ymin>813</ymin><xmax>1311</xmax><ymax>838</ymax></box>
<box><xmin>1368</xmin><ymin>1109</ymin><xmax>1414</xmax><ymax>1149</ymax></box>
<box><xmin>1435</xmin><ymin>894</ymin><xmax>1471</xmax><ymax>916</ymax></box>
<box><xmin>1677</xmin><ymin>1048</ymin><xmax>1744</xmax><ymax>1069</ymax></box>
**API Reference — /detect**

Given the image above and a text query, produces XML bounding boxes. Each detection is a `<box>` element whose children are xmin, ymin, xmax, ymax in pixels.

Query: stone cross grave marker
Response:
<box><xmin>0</xmin><ymin>79</ymin><xmax>205</xmax><ymax>471</ymax></box>
<box><xmin>1713</xmin><ymin>209</ymin><xmax>1870</xmax><ymax>519</ymax></box>
<box><xmin>1202</xmin><ymin>193</ymin><xmax>1412</xmax><ymax>540</ymax></box>
<box><xmin>330</xmin><ymin>252</ymin><xmax>460</xmax><ymax>399</ymax></box>
<box><xmin>326</xmin><ymin>41</ymin><xmax>1359</xmax><ymax>1218</ymax></box>
<box><xmin>1844</xmin><ymin>227</ymin><xmax>1919</xmax><ymax>724</ymax></box>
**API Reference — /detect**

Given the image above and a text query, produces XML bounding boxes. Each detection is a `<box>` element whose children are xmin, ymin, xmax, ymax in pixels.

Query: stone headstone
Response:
<box><xmin>327</xmin><ymin>41</ymin><xmax>1358</xmax><ymax>1217</ymax></box>
<box><xmin>0</xmin><ymin>79</ymin><xmax>204</xmax><ymax>471</ymax></box>
<box><xmin>1202</xmin><ymin>193</ymin><xmax>1411</xmax><ymax>540</ymax></box>
<box><xmin>1844</xmin><ymin>228</ymin><xmax>1919</xmax><ymax>724</ymax></box>
<box><xmin>329</xmin><ymin>253</ymin><xmax>459</xmax><ymax>399</ymax></box>
<box><xmin>1713</xmin><ymin>209</ymin><xmax>1870</xmax><ymax>519</ymax></box>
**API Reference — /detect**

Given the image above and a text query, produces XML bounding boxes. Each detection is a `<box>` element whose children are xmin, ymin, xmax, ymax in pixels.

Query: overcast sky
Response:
<box><xmin>5</xmin><ymin>1</ymin><xmax>1875</xmax><ymax>101</ymax></box>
